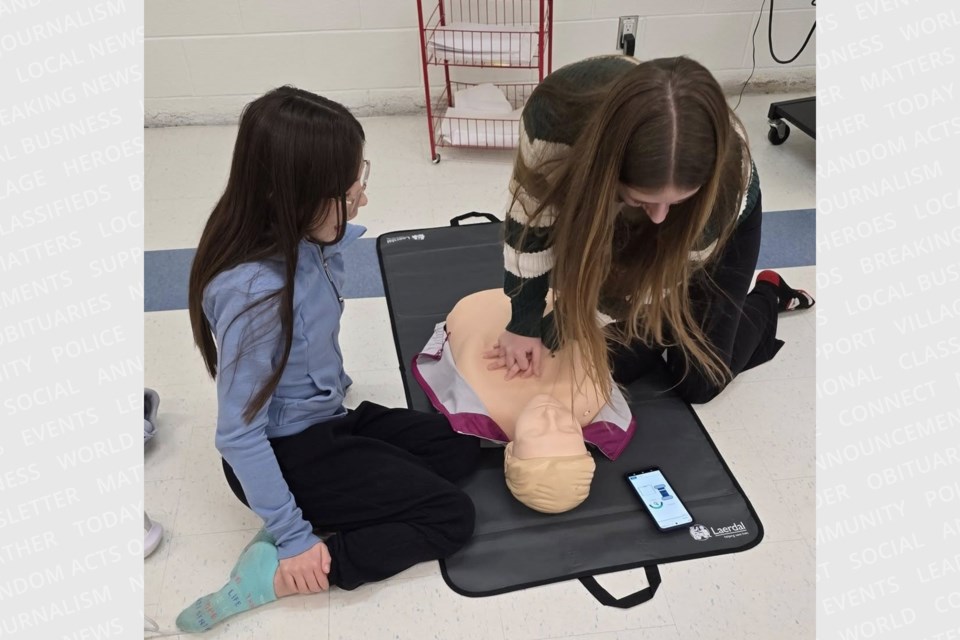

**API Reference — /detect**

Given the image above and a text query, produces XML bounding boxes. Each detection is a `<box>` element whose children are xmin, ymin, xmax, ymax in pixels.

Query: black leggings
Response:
<box><xmin>222</xmin><ymin>402</ymin><xmax>481</xmax><ymax>590</ymax></box>
<box><xmin>610</xmin><ymin>192</ymin><xmax>783</xmax><ymax>403</ymax></box>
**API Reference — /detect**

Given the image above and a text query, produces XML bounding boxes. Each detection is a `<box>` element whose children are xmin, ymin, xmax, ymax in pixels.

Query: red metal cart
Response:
<box><xmin>416</xmin><ymin>0</ymin><xmax>554</xmax><ymax>163</ymax></box>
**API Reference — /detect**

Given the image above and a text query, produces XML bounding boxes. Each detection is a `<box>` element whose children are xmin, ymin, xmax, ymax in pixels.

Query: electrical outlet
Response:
<box><xmin>617</xmin><ymin>16</ymin><xmax>638</xmax><ymax>52</ymax></box>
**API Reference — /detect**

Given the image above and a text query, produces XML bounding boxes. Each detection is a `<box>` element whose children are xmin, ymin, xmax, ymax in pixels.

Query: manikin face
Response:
<box><xmin>617</xmin><ymin>183</ymin><xmax>701</xmax><ymax>225</ymax></box>
<box><xmin>512</xmin><ymin>394</ymin><xmax>588</xmax><ymax>459</ymax></box>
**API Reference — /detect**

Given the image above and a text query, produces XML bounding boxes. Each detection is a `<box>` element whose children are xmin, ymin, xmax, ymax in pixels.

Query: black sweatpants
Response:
<box><xmin>610</xmin><ymin>192</ymin><xmax>783</xmax><ymax>403</ymax></box>
<box><xmin>222</xmin><ymin>402</ymin><xmax>481</xmax><ymax>590</ymax></box>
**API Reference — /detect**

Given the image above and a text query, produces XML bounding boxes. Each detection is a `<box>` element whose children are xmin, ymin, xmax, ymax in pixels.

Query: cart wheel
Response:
<box><xmin>767</xmin><ymin>122</ymin><xmax>790</xmax><ymax>145</ymax></box>
<box><xmin>432</xmin><ymin>153</ymin><xmax>441</xmax><ymax>164</ymax></box>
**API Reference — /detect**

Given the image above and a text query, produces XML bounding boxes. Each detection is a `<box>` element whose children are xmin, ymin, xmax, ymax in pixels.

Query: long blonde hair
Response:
<box><xmin>513</xmin><ymin>57</ymin><xmax>751</xmax><ymax>401</ymax></box>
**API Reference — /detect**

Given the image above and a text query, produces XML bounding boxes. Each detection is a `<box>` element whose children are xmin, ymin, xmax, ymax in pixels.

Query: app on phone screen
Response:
<box><xmin>628</xmin><ymin>470</ymin><xmax>692</xmax><ymax>529</ymax></box>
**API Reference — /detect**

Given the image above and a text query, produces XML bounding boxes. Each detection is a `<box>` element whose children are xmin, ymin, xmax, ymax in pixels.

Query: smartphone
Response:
<box><xmin>626</xmin><ymin>467</ymin><xmax>693</xmax><ymax>531</ymax></box>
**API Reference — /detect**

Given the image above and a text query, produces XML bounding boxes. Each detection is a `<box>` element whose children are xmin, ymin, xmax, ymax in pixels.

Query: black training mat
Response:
<box><xmin>377</xmin><ymin>214</ymin><xmax>763</xmax><ymax>607</ymax></box>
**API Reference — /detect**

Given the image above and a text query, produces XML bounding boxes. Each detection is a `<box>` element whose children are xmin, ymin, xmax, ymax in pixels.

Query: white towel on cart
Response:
<box><xmin>453</xmin><ymin>83</ymin><xmax>514</xmax><ymax>115</ymax></box>
<box><xmin>429</xmin><ymin>22</ymin><xmax>537</xmax><ymax>66</ymax></box>
<box><xmin>440</xmin><ymin>107</ymin><xmax>522</xmax><ymax>147</ymax></box>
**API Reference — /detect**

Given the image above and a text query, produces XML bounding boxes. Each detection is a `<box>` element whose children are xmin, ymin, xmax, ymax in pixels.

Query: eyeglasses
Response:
<box><xmin>345</xmin><ymin>159</ymin><xmax>370</xmax><ymax>207</ymax></box>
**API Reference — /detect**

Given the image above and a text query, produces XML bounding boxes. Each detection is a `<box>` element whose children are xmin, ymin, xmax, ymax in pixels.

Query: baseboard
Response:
<box><xmin>715</xmin><ymin>66</ymin><xmax>817</xmax><ymax>96</ymax></box>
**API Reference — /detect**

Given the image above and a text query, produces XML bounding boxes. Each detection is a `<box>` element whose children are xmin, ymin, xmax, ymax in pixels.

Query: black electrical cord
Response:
<box><xmin>733</xmin><ymin>0</ymin><xmax>766</xmax><ymax>111</ymax></box>
<box><xmin>733</xmin><ymin>0</ymin><xmax>816</xmax><ymax>111</ymax></box>
<box><xmin>768</xmin><ymin>0</ymin><xmax>817</xmax><ymax>64</ymax></box>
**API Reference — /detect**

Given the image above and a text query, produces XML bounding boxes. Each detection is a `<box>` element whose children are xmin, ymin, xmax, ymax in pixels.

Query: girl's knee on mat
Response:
<box><xmin>675</xmin><ymin>374</ymin><xmax>727</xmax><ymax>405</ymax></box>
<box><xmin>432</xmin><ymin>489</ymin><xmax>477</xmax><ymax>555</ymax></box>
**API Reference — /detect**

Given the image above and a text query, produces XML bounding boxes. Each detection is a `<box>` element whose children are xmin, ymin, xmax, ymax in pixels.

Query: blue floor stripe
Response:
<box><xmin>145</xmin><ymin>240</ymin><xmax>383</xmax><ymax>313</ymax></box>
<box><xmin>145</xmin><ymin>209</ymin><xmax>814</xmax><ymax>312</ymax></box>
<box><xmin>757</xmin><ymin>209</ymin><xmax>816</xmax><ymax>270</ymax></box>
<box><xmin>145</xmin><ymin>248</ymin><xmax>195</xmax><ymax>313</ymax></box>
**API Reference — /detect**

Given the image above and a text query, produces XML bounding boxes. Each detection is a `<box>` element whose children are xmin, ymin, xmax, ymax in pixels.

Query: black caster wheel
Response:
<box><xmin>431</xmin><ymin>153</ymin><xmax>441</xmax><ymax>164</ymax></box>
<box><xmin>767</xmin><ymin>121</ymin><xmax>790</xmax><ymax>145</ymax></box>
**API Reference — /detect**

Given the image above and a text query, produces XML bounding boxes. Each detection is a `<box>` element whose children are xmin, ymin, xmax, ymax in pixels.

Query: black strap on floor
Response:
<box><xmin>579</xmin><ymin>566</ymin><xmax>661</xmax><ymax>608</ymax></box>
<box><xmin>450</xmin><ymin>212</ymin><xmax>500</xmax><ymax>226</ymax></box>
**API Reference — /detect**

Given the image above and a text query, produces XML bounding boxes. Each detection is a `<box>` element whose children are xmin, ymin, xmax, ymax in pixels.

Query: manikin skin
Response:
<box><xmin>446</xmin><ymin>289</ymin><xmax>608</xmax><ymax>459</ymax></box>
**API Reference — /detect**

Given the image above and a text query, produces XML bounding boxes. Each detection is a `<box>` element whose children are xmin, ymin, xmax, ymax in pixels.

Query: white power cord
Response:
<box><xmin>144</xmin><ymin>615</ymin><xmax>183</xmax><ymax>638</ymax></box>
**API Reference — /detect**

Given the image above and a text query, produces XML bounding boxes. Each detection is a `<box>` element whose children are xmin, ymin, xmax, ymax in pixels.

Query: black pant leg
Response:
<box><xmin>665</xmin><ymin>192</ymin><xmax>780</xmax><ymax>402</ymax></box>
<box><xmin>609</xmin><ymin>335</ymin><xmax>665</xmax><ymax>386</ymax></box>
<box><xmin>610</xmin><ymin>192</ymin><xmax>781</xmax><ymax>403</ymax></box>
<box><xmin>346</xmin><ymin>401</ymin><xmax>481</xmax><ymax>483</ymax></box>
<box><xmin>222</xmin><ymin>413</ymin><xmax>476</xmax><ymax>591</ymax></box>
<box><xmin>734</xmin><ymin>280</ymin><xmax>783</xmax><ymax>374</ymax></box>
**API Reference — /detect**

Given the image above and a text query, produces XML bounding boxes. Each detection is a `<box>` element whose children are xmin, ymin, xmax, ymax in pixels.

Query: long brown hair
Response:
<box><xmin>188</xmin><ymin>86</ymin><xmax>365</xmax><ymax>422</ymax></box>
<box><xmin>514</xmin><ymin>57</ymin><xmax>751</xmax><ymax>400</ymax></box>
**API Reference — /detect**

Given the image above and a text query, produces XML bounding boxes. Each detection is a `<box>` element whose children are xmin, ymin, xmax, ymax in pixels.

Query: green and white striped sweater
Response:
<box><xmin>503</xmin><ymin>55</ymin><xmax>761</xmax><ymax>339</ymax></box>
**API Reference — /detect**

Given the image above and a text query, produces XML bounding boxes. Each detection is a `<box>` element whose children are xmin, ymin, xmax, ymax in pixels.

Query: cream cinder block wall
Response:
<box><xmin>145</xmin><ymin>0</ymin><xmax>816</xmax><ymax>126</ymax></box>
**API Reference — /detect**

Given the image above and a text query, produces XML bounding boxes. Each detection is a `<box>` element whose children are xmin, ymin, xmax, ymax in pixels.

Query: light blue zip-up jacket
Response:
<box><xmin>202</xmin><ymin>224</ymin><xmax>365</xmax><ymax>559</ymax></box>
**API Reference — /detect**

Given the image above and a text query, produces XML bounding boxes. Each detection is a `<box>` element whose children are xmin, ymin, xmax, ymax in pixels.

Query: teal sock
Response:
<box><xmin>241</xmin><ymin>527</ymin><xmax>275</xmax><ymax>553</ymax></box>
<box><xmin>175</xmin><ymin>539</ymin><xmax>278</xmax><ymax>633</ymax></box>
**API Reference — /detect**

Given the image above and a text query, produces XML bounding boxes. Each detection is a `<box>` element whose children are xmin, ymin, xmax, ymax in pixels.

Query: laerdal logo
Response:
<box><xmin>712</xmin><ymin>521</ymin><xmax>748</xmax><ymax>535</ymax></box>
<box><xmin>385</xmin><ymin>233</ymin><xmax>426</xmax><ymax>244</ymax></box>
<box><xmin>690</xmin><ymin>521</ymin><xmax>749</xmax><ymax>541</ymax></box>
<box><xmin>689</xmin><ymin>525</ymin><xmax>710</xmax><ymax>541</ymax></box>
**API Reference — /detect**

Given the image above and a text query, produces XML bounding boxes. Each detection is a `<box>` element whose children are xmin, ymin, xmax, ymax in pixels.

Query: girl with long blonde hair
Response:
<box><xmin>486</xmin><ymin>56</ymin><xmax>814</xmax><ymax>402</ymax></box>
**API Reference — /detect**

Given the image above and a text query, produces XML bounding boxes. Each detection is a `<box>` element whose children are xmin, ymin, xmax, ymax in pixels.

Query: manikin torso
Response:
<box><xmin>445</xmin><ymin>289</ymin><xmax>608</xmax><ymax>458</ymax></box>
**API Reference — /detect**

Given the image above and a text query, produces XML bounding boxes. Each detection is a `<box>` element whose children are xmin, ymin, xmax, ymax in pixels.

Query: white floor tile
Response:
<box><xmin>775</xmin><ymin>475</ymin><xmax>816</xmax><ymax>556</ymax></box>
<box><xmin>145</xmin><ymin>310</ymin><xmax>212</xmax><ymax>390</ymax></box>
<box><xmin>497</xmin><ymin>577</ymin><xmax>673</xmax><ymax>640</ymax></box>
<box><xmin>144</xmin><ymin>516</ymin><xmax>174</xmax><ymax>608</ymax></box>
<box><xmin>143</xmin><ymin>92</ymin><xmax>815</xmax><ymax>252</ymax></box>
<box><xmin>145</xmin><ymin>151</ymin><xmax>231</xmax><ymax>202</ymax></box>
<box><xmin>146</xmin><ymin>124</ymin><xmax>238</xmax><ymax>160</ymax></box>
<box><xmin>145</xmin><ymin>478</ymin><xmax>183</xmax><ymax>524</ymax></box>
<box><xmin>343</xmin><ymin>367</ymin><xmax>409</xmax><ymax>410</ymax></box>
<box><xmin>358</xmin><ymin>180</ymin><xmax>512</xmax><ymax>238</ymax></box>
<box><xmin>329</xmin><ymin>574</ymin><xmax>506</xmax><ymax>640</ymax></box>
<box><xmin>695</xmin><ymin>377</ymin><xmax>814</xmax><ymax>481</ymax></box>
<box><xmin>707</xmin><ymin>430</ymin><xmax>807</xmax><ymax>545</ymax></box>
<box><xmin>660</xmin><ymin>540</ymin><xmax>815</xmax><ymax>640</ymax></box>
<box><xmin>148</xmin><ymin>381</ymin><xmax>219</xmax><ymax>430</ymax></box>
<box><xmin>731</xmin><ymin>93</ymin><xmax>816</xmax><ymax>215</ymax></box>
<box><xmin>144</xmin><ymin>416</ymin><xmax>193</xmax><ymax>482</ymax></box>
<box><xmin>541</xmin><ymin>628</ymin><xmax>681</xmax><ymax>640</ymax></box>
<box><xmin>692</xmin><ymin>374</ymin><xmax>812</xmax><ymax>433</ymax></box>
<box><xmin>145</xmin><ymin>196</ymin><xmax>218</xmax><ymax>251</ymax></box>
<box><xmin>144</xmin><ymin>604</ymin><xmax>184</xmax><ymax>639</ymax></box>
<box><xmin>339</xmin><ymin>297</ymin><xmax>398</xmax><ymax>373</ymax></box>
<box><xmin>144</xmin><ymin>479</ymin><xmax>181</xmax><ymax>606</ymax></box>
<box><xmin>804</xmin><ymin>534</ymin><xmax>816</xmax><ymax>569</ymax></box>
<box><xmin>174</xmin><ymin>426</ymin><xmax>262</xmax><ymax>535</ymax></box>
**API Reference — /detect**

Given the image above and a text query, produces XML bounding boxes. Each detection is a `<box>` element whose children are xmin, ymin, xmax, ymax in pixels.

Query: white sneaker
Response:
<box><xmin>144</xmin><ymin>512</ymin><xmax>163</xmax><ymax>557</ymax></box>
<box><xmin>144</xmin><ymin>388</ymin><xmax>160</xmax><ymax>443</ymax></box>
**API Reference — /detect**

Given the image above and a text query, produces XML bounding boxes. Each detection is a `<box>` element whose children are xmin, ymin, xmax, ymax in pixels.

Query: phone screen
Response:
<box><xmin>627</xmin><ymin>469</ymin><xmax>693</xmax><ymax>529</ymax></box>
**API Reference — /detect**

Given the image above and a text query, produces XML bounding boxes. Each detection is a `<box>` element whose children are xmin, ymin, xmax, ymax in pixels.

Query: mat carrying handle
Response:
<box><xmin>579</xmin><ymin>565</ymin><xmax>662</xmax><ymax>609</ymax></box>
<box><xmin>450</xmin><ymin>212</ymin><xmax>500</xmax><ymax>226</ymax></box>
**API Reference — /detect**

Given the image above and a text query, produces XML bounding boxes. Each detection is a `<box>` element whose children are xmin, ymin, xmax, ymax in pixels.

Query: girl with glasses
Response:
<box><xmin>180</xmin><ymin>86</ymin><xmax>479</xmax><ymax>631</ymax></box>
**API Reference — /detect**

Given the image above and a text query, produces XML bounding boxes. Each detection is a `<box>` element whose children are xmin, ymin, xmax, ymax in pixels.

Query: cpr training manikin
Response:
<box><xmin>414</xmin><ymin>289</ymin><xmax>636</xmax><ymax>513</ymax></box>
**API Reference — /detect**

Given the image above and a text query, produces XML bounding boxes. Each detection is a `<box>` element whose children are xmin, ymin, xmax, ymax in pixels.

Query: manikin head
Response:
<box><xmin>504</xmin><ymin>394</ymin><xmax>596</xmax><ymax>513</ymax></box>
